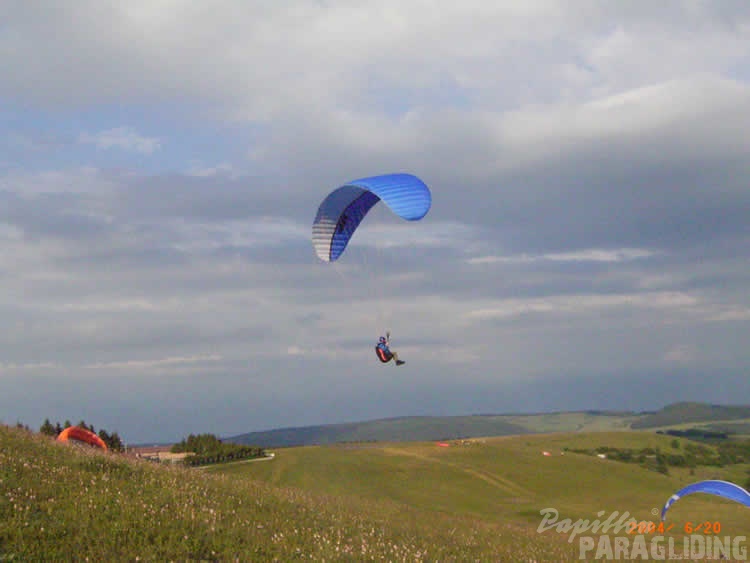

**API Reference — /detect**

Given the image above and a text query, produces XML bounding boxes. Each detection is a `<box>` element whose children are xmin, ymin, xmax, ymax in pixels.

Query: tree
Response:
<box><xmin>78</xmin><ymin>420</ymin><xmax>94</xmax><ymax>433</ymax></box>
<box><xmin>40</xmin><ymin>419</ymin><xmax>56</xmax><ymax>436</ymax></box>
<box><xmin>109</xmin><ymin>432</ymin><xmax>124</xmax><ymax>452</ymax></box>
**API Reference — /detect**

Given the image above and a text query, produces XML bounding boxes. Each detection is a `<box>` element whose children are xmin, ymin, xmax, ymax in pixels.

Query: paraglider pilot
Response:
<box><xmin>375</xmin><ymin>332</ymin><xmax>405</xmax><ymax>366</ymax></box>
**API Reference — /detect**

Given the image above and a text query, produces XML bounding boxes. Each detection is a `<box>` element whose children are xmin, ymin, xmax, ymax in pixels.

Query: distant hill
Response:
<box><xmin>225</xmin><ymin>416</ymin><xmax>530</xmax><ymax>447</ymax></box>
<box><xmin>225</xmin><ymin>402</ymin><xmax>750</xmax><ymax>448</ymax></box>
<box><xmin>630</xmin><ymin>402</ymin><xmax>750</xmax><ymax>429</ymax></box>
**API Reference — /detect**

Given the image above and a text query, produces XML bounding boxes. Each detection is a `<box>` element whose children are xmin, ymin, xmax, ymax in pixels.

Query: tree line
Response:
<box><xmin>39</xmin><ymin>418</ymin><xmax>124</xmax><ymax>451</ymax></box>
<box><xmin>171</xmin><ymin>433</ymin><xmax>266</xmax><ymax>466</ymax></box>
<box><xmin>657</xmin><ymin>428</ymin><xmax>729</xmax><ymax>440</ymax></box>
<box><xmin>567</xmin><ymin>437</ymin><xmax>750</xmax><ymax>481</ymax></box>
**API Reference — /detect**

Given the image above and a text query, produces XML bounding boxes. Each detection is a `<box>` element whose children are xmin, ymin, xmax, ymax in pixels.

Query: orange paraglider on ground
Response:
<box><xmin>57</xmin><ymin>426</ymin><xmax>107</xmax><ymax>451</ymax></box>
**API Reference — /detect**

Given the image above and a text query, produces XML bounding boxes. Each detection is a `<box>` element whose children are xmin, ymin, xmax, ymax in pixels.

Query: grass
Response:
<box><xmin>0</xmin><ymin>425</ymin><xmax>579</xmax><ymax>561</ymax></box>
<box><xmin>3</xmin><ymin>424</ymin><xmax>750</xmax><ymax>561</ymax></box>
<box><xmin>218</xmin><ymin>432</ymin><xmax>750</xmax><ymax>537</ymax></box>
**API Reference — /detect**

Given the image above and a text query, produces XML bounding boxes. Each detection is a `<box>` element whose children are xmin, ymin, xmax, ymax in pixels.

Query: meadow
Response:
<box><xmin>212</xmin><ymin>432</ymin><xmax>750</xmax><ymax>532</ymax></box>
<box><xmin>2</xmin><ymin>424</ymin><xmax>749</xmax><ymax>560</ymax></box>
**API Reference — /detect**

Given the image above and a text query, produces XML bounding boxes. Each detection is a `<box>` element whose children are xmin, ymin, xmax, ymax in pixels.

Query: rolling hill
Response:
<box><xmin>630</xmin><ymin>402</ymin><xmax>750</xmax><ymax>429</ymax></box>
<box><xmin>226</xmin><ymin>402</ymin><xmax>750</xmax><ymax>447</ymax></box>
<box><xmin>225</xmin><ymin>415</ymin><xmax>530</xmax><ymax>447</ymax></box>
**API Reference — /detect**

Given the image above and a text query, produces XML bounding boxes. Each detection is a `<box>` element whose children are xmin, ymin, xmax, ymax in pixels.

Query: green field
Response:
<box><xmin>211</xmin><ymin>433</ymin><xmax>750</xmax><ymax>529</ymax></box>
<box><xmin>215</xmin><ymin>431</ymin><xmax>750</xmax><ymax>558</ymax></box>
<box><xmin>3</xmin><ymin>425</ymin><xmax>750</xmax><ymax>560</ymax></box>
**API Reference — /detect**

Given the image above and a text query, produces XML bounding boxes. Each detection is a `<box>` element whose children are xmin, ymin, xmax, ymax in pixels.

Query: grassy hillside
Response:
<box><xmin>703</xmin><ymin>420</ymin><xmax>750</xmax><ymax>436</ymax></box>
<box><xmin>0</xmin><ymin>425</ymin><xmax>578</xmax><ymax>560</ymax></box>
<box><xmin>631</xmin><ymin>402</ymin><xmax>750</xmax><ymax>429</ymax></box>
<box><xmin>215</xmin><ymin>432</ymin><xmax>750</xmax><ymax>537</ymax></box>
<box><xmin>502</xmin><ymin>411</ymin><xmax>638</xmax><ymax>433</ymax></box>
<box><xmin>5</xmin><ymin>423</ymin><xmax>750</xmax><ymax>560</ymax></box>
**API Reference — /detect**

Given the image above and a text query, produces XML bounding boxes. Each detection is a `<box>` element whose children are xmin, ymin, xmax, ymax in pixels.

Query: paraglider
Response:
<box><xmin>312</xmin><ymin>173</ymin><xmax>431</xmax><ymax>262</ymax></box>
<box><xmin>57</xmin><ymin>426</ymin><xmax>108</xmax><ymax>451</ymax></box>
<box><xmin>312</xmin><ymin>173</ymin><xmax>431</xmax><ymax>364</ymax></box>
<box><xmin>375</xmin><ymin>331</ymin><xmax>405</xmax><ymax>366</ymax></box>
<box><xmin>661</xmin><ymin>480</ymin><xmax>750</xmax><ymax>520</ymax></box>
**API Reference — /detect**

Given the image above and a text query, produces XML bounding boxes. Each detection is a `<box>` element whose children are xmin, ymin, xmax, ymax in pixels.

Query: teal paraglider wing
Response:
<box><xmin>661</xmin><ymin>480</ymin><xmax>750</xmax><ymax>520</ymax></box>
<box><xmin>312</xmin><ymin>173</ymin><xmax>431</xmax><ymax>262</ymax></box>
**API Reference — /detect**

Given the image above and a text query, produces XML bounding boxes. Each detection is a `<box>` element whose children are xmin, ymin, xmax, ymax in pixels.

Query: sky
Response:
<box><xmin>1</xmin><ymin>1</ymin><xmax>749</xmax><ymax>444</ymax></box>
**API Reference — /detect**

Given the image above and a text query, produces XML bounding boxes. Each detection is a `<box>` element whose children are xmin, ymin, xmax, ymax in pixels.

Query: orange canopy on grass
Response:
<box><xmin>57</xmin><ymin>426</ymin><xmax>107</xmax><ymax>451</ymax></box>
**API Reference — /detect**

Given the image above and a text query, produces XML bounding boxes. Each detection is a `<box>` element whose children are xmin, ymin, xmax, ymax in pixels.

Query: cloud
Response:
<box><xmin>84</xmin><ymin>354</ymin><xmax>222</xmax><ymax>371</ymax></box>
<box><xmin>348</xmin><ymin>221</ymin><xmax>480</xmax><ymax>251</ymax></box>
<box><xmin>1</xmin><ymin>1</ymin><xmax>747</xmax><ymax>115</ymax></box>
<box><xmin>0</xmin><ymin>167</ymin><xmax>118</xmax><ymax>195</ymax></box>
<box><xmin>708</xmin><ymin>308</ymin><xmax>750</xmax><ymax>322</ymax></box>
<box><xmin>0</xmin><ymin>2</ymin><xmax>749</xmax><ymax>441</ymax></box>
<box><xmin>186</xmin><ymin>162</ymin><xmax>236</xmax><ymax>178</ymax></box>
<box><xmin>467</xmin><ymin>248</ymin><xmax>657</xmax><ymax>265</ymax></box>
<box><xmin>463</xmin><ymin>291</ymin><xmax>699</xmax><ymax>322</ymax></box>
<box><xmin>663</xmin><ymin>345</ymin><xmax>695</xmax><ymax>364</ymax></box>
<box><xmin>79</xmin><ymin>127</ymin><xmax>161</xmax><ymax>154</ymax></box>
<box><xmin>0</xmin><ymin>362</ymin><xmax>59</xmax><ymax>372</ymax></box>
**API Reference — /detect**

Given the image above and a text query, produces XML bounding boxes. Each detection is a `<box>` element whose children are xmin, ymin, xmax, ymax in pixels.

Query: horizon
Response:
<box><xmin>10</xmin><ymin>403</ymin><xmax>643</xmax><ymax>445</ymax></box>
<box><xmin>9</xmin><ymin>399</ymin><xmax>742</xmax><ymax>446</ymax></box>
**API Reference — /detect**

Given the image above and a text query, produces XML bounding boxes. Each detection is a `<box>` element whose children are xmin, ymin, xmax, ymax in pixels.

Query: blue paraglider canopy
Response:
<box><xmin>312</xmin><ymin>173</ymin><xmax>431</xmax><ymax>262</ymax></box>
<box><xmin>661</xmin><ymin>480</ymin><xmax>750</xmax><ymax>520</ymax></box>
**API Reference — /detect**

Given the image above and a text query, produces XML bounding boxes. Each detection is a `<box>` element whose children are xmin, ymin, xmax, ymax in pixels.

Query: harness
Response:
<box><xmin>375</xmin><ymin>343</ymin><xmax>392</xmax><ymax>363</ymax></box>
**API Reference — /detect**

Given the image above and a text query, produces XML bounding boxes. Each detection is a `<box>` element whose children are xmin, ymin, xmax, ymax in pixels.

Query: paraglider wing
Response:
<box><xmin>661</xmin><ymin>480</ymin><xmax>750</xmax><ymax>520</ymax></box>
<box><xmin>57</xmin><ymin>426</ymin><xmax>108</xmax><ymax>451</ymax></box>
<box><xmin>312</xmin><ymin>173</ymin><xmax>432</xmax><ymax>262</ymax></box>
